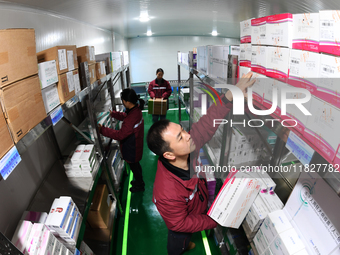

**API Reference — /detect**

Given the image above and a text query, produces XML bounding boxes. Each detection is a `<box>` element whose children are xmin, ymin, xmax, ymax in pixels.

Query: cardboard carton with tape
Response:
<box><xmin>148</xmin><ymin>98</ymin><xmax>167</xmax><ymax>115</ymax></box>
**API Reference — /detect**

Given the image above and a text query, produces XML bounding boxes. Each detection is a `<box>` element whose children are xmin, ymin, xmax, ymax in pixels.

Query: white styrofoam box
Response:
<box><xmin>259</xmin><ymin>193</ymin><xmax>284</xmax><ymax>212</ymax></box>
<box><xmin>246</xmin><ymin>194</ymin><xmax>271</xmax><ymax>232</ymax></box>
<box><xmin>239</xmin><ymin>43</ymin><xmax>252</xmax><ymax>67</ymax></box>
<box><xmin>41</xmin><ymin>84</ymin><xmax>61</xmax><ymax>114</ymax></box>
<box><xmin>266</xmin><ymin>47</ymin><xmax>290</xmax><ymax>82</ymax></box>
<box><xmin>254</xmin><ymin>228</ymin><xmax>268</xmax><ymax>254</ymax></box>
<box><xmin>288</xmin><ymin>49</ymin><xmax>320</xmax><ymax>95</ymax></box>
<box><xmin>209</xmin><ymin>46</ymin><xmax>229</xmax><ymax>81</ymax></box>
<box><xmin>38</xmin><ymin>60</ymin><xmax>58</xmax><ymax>89</ymax></box>
<box><xmin>80</xmin><ymin>241</ymin><xmax>94</xmax><ymax>255</ymax></box>
<box><xmin>45</xmin><ymin>197</ymin><xmax>74</xmax><ymax>236</ymax></box>
<box><xmin>318</xmin><ymin>53</ymin><xmax>340</xmax><ymax>109</ymax></box>
<box><xmin>11</xmin><ymin>220</ymin><xmax>33</xmax><ymax>253</ymax></box>
<box><xmin>284</xmin><ymin>171</ymin><xmax>340</xmax><ymax>255</ymax></box>
<box><xmin>292</xmin><ymin>13</ymin><xmax>319</xmax><ymax>52</ymax></box>
<box><xmin>25</xmin><ymin>223</ymin><xmax>45</xmax><ymax>255</ymax></box>
<box><xmin>21</xmin><ymin>211</ymin><xmax>48</xmax><ymax>224</ymax></box>
<box><xmin>71</xmin><ymin>145</ymin><xmax>85</xmax><ymax>164</ymax></box>
<box><xmin>270</xmin><ymin>228</ymin><xmax>306</xmax><ymax>255</ymax></box>
<box><xmin>123</xmin><ymin>51</ymin><xmax>129</xmax><ymax>66</ymax></box>
<box><xmin>251</xmin><ymin>46</ymin><xmax>268</xmax><ymax>75</ymax></box>
<box><xmin>319</xmin><ymin>10</ymin><xmax>340</xmax><ymax>56</ymax></box>
<box><xmin>252</xmin><ymin>16</ymin><xmax>268</xmax><ymax>45</ymax></box>
<box><xmin>73</xmin><ymin>73</ymin><xmax>81</xmax><ymax>94</ymax></box>
<box><xmin>266</xmin><ymin>13</ymin><xmax>293</xmax><ymax>48</ymax></box>
<box><xmin>305</xmin><ymin>96</ymin><xmax>340</xmax><ymax>163</ymax></box>
<box><xmin>261</xmin><ymin>210</ymin><xmax>293</xmax><ymax>245</ymax></box>
<box><xmin>240</xmin><ymin>18</ymin><xmax>253</xmax><ymax>43</ymax></box>
<box><xmin>208</xmin><ymin>171</ymin><xmax>261</xmax><ymax>228</ymax></box>
<box><xmin>37</xmin><ymin>228</ymin><xmax>56</xmax><ymax>255</ymax></box>
<box><xmin>230</xmin><ymin>45</ymin><xmax>240</xmax><ymax>56</ymax></box>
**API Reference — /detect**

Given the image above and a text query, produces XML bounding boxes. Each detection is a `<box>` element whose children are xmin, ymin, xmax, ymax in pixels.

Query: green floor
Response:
<box><xmin>112</xmin><ymin>99</ymin><xmax>221</xmax><ymax>255</ymax></box>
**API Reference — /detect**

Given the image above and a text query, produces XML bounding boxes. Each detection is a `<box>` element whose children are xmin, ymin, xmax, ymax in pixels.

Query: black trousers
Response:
<box><xmin>128</xmin><ymin>162</ymin><xmax>144</xmax><ymax>186</ymax></box>
<box><xmin>167</xmin><ymin>230</ymin><xmax>192</xmax><ymax>255</ymax></box>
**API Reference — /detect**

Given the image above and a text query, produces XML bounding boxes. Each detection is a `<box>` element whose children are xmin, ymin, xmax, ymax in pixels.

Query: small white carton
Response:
<box><xmin>254</xmin><ymin>228</ymin><xmax>268</xmax><ymax>254</ymax></box>
<box><xmin>251</xmin><ymin>46</ymin><xmax>268</xmax><ymax>75</ymax></box>
<box><xmin>41</xmin><ymin>84</ymin><xmax>61</xmax><ymax>114</ymax></box>
<box><xmin>260</xmin><ymin>210</ymin><xmax>293</xmax><ymax>245</ymax></box>
<box><xmin>319</xmin><ymin>10</ymin><xmax>340</xmax><ymax>56</ymax></box>
<box><xmin>79</xmin><ymin>144</ymin><xmax>95</xmax><ymax>167</ymax></box>
<box><xmin>240</xmin><ymin>43</ymin><xmax>252</xmax><ymax>68</ymax></box>
<box><xmin>270</xmin><ymin>228</ymin><xmax>306</xmax><ymax>255</ymax></box>
<box><xmin>292</xmin><ymin>13</ymin><xmax>319</xmax><ymax>52</ymax></box>
<box><xmin>21</xmin><ymin>211</ymin><xmax>48</xmax><ymax>224</ymax></box>
<box><xmin>80</xmin><ymin>241</ymin><xmax>94</xmax><ymax>255</ymax></box>
<box><xmin>246</xmin><ymin>194</ymin><xmax>271</xmax><ymax>232</ymax></box>
<box><xmin>230</xmin><ymin>45</ymin><xmax>240</xmax><ymax>56</ymax></box>
<box><xmin>11</xmin><ymin>220</ymin><xmax>33</xmax><ymax>253</ymax></box>
<box><xmin>258</xmin><ymin>168</ymin><xmax>277</xmax><ymax>191</ymax></box>
<box><xmin>240</xmin><ymin>18</ymin><xmax>253</xmax><ymax>43</ymax></box>
<box><xmin>38</xmin><ymin>60</ymin><xmax>58</xmax><ymax>89</ymax></box>
<box><xmin>266</xmin><ymin>47</ymin><xmax>290</xmax><ymax>83</ymax></box>
<box><xmin>24</xmin><ymin>223</ymin><xmax>45</xmax><ymax>255</ymax></box>
<box><xmin>52</xmin><ymin>238</ymin><xmax>62</xmax><ymax>255</ymax></box>
<box><xmin>252</xmin><ymin>17</ymin><xmax>268</xmax><ymax>45</ymax></box>
<box><xmin>71</xmin><ymin>145</ymin><xmax>85</xmax><ymax>164</ymax></box>
<box><xmin>207</xmin><ymin>171</ymin><xmax>260</xmax><ymax>228</ymax></box>
<box><xmin>259</xmin><ymin>192</ymin><xmax>284</xmax><ymax>212</ymax></box>
<box><xmin>36</xmin><ymin>228</ymin><xmax>55</xmax><ymax>255</ymax></box>
<box><xmin>266</xmin><ymin>13</ymin><xmax>293</xmax><ymax>48</ymax></box>
<box><xmin>239</xmin><ymin>66</ymin><xmax>251</xmax><ymax>79</ymax></box>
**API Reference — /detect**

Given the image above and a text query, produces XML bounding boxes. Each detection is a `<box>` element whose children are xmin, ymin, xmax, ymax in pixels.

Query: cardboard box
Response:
<box><xmin>0</xmin><ymin>75</ymin><xmax>47</xmax><ymax>143</ymax></box>
<box><xmin>266</xmin><ymin>47</ymin><xmax>290</xmax><ymax>83</ymax></box>
<box><xmin>57</xmin><ymin>70</ymin><xmax>77</xmax><ymax>104</ymax></box>
<box><xmin>0</xmin><ymin>29</ymin><xmax>38</xmax><ymax>88</ymax></box>
<box><xmin>76</xmin><ymin>46</ymin><xmax>95</xmax><ymax>65</ymax></box>
<box><xmin>292</xmin><ymin>13</ymin><xmax>319</xmax><ymax>52</ymax></box>
<box><xmin>95</xmin><ymin>53</ymin><xmax>111</xmax><ymax>74</ymax></box>
<box><xmin>260</xmin><ymin>210</ymin><xmax>293</xmax><ymax>245</ymax></box>
<box><xmin>288</xmin><ymin>49</ymin><xmax>320</xmax><ymax>95</ymax></box>
<box><xmin>0</xmin><ymin>107</ymin><xmax>14</xmax><ymax>159</ymax></box>
<box><xmin>148</xmin><ymin>98</ymin><xmax>167</xmax><ymax>115</ymax></box>
<box><xmin>305</xmin><ymin>96</ymin><xmax>340</xmax><ymax>163</ymax></box>
<box><xmin>251</xmin><ymin>17</ymin><xmax>268</xmax><ymax>45</ymax></box>
<box><xmin>266</xmin><ymin>13</ymin><xmax>293</xmax><ymax>48</ymax></box>
<box><xmin>96</xmin><ymin>61</ymin><xmax>106</xmax><ymax>80</ymax></box>
<box><xmin>319</xmin><ymin>10</ymin><xmax>340</xmax><ymax>56</ymax></box>
<box><xmin>38</xmin><ymin>60</ymin><xmax>58</xmax><ymax>89</ymax></box>
<box><xmin>37</xmin><ymin>46</ymin><xmax>78</xmax><ymax>75</ymax></box>
<box><xmin>318</xmin><ymin>53</ymin><xmax>340</xmax><ymax>109</ymax></box>
<box><xmin>270</xmin><ymin>228</ymin><xmax>306</xmax><ymax>255</ymax></box>
<box><xmin>208</xmin><ymin>171</ymin><xmax>260</xmax><ymax>228</ymax></box>
<box><xmin>41</xmin><ymin>84</ymin><xmax>60</xmax><ymax>114</ymax></box>
<box><xmin>111</xmin><ymin>51</ymin><xmax>122</xmax><ymax>72</ymax></box>
<box><xmin>240</xmin><ymin>19</ymin><xmax>253</xmax><ymax>43</ymax></box>
<box><xmin>251</xmin><ymin>46</ymin><xmax>268</xmax><ymax>75</ymax></box>
<box><xmin>88</xmin><ymin>184</ymin><xmax>112</xmax><ymax>228</ymax></box>
<box><xmin>73</xmin><ymin>70</ymin><xmax>81</xmax><ymax>95</ymax></box>
<box><xmin>88</xmin><ymin>63</ymin><xmax>97</xmax><ymax>85</ymax></box>
<box><xmin>11</xmin><ymin>220</ymin><xmax>33</xmax><ymax>253</ymax></box>
<box><xmin>284</xmin><ymin>171</ymin><xmax>340</xmax><ymax>255</ymax></box>
<box><xmin>239</xmin><ymin>43</ymin><xmax>252</xmax><ymax>67</ymax></box>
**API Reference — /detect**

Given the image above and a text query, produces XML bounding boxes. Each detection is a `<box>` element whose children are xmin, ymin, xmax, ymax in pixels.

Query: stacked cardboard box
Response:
<box><xmin>76</xmin><ymin>46</ymin><xmax>95</xmax><ymax>65</ymax></box>
<box><xmin>148</xmin><ymin>99</ymin><xmax>167</xmax><ymax>115</ymax></box>
<box><xmin>96</xmin><ymin>61</ymin><xmax>106</xmax><ymax>80</ymax></box>
<box><xmin>0</xmin><ymin>107</ymin><xmax>14</xmax><ymax>159</ymax></box>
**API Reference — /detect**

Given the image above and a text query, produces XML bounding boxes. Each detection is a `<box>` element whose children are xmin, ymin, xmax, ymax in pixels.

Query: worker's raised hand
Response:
<box><xmin>225</xmin><ymin>72</ymin><xmax>256</xmax><ymax>101</ymax></box>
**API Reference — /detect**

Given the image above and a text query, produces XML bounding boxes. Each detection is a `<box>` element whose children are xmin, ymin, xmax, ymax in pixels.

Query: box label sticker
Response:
<box><xmin>66</xmin><ymin>72</ymin><xmax>75</xmax><ymax>92</ymax></box>
<box><xmin>67</xmin><ymin>51</ymin><xmax>75</xmax><ymax>71</ymax></box>
<box><xmin>45</xmin><ymin>87</ymin><xmax>60</xmax><ymax>111</ymax></box>
<box><xmin>50</xmin><ymin>106</ymin><xmax>63</xmax><ymax>126</ymax></box>
<box><xmin>0</xmin><ymin>146</ymin><xmax>21</xmax><ymax>180</ymax></box>
<box><xmin>90</xmin><ymin>47</ymin><xmax>95</xmax><ymax>61</ymax></box>
<box><xmin>58</xmin><ymin>49</ymin><xmax>67</xmax><ymax>71</ymax></box>
<box><xmin>73</xmin><ymin>74</ymin><xmax>81</xmax><ymax>94</ymax></box>
<box><xmin>286</xmin><ymin>131</ymin><xmax>314</xmax><ymax>165</ymax></box>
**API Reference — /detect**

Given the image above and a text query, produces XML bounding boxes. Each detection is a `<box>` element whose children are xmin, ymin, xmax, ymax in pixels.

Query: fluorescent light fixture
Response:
<box><xmin>212</xmin><ymin>30</ymin><xmax>218</xmax><ymax>36</ymax></box>
<box><xmin>139</xmin><ymin>11</ymin><xmax>150</xmax><ymax>22</ymax></box>
<box><xmin>147</xmin><ymin>30</ymin><xmax>152</xmax><ymax>36</ymax></box>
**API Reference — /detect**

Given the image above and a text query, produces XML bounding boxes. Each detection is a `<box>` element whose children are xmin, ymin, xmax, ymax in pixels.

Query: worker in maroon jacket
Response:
<box><xmin>148</xmin><ymin>68</ymin><xmax>172</xmax><ymax>123</ymax></box>
<box><xmin>147</xmin><ymin>73</ymin><xmax>255</xmax><ymax>254</ymax></box>
<box><xmin>99</xmin><ymin>88</ymin><xmax>145</xmax><ymax>192</ymax></box>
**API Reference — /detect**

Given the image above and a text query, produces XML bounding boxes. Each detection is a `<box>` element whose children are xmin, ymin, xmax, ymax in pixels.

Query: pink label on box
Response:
<box><xmin>252</xmin><ymin>93</ymin><xmax>263</xmax><ymax>104</ymax></box>
<box><xmin>292</xmin><ymin>40</ymin><xmax>319</xmax><ymax>53</ymax></box>
<box><xmin>319</xmin><ymin>43</ymin><xmax>340</xmax><ymax>56</ymax></box>
<box><xmin>304</xmin><ymin>128</ymin><xmax>336</xmax><ymax>162</ymax></box>
<box><xmin>267</xmin><ymin>13</ymin><xmax>293</xmax><ymax>23</ymax></box>
<box><xmin>239</xmin><ymin>60</ymin><xmax>251</xmax><ymax>68</ymax></box>
<box><xmin>252</xmin><ymin>17</ymin><xmax>267</xmax><ymax>26</ymax></box>
<box><xmin>251</xmin><ymin>65</ymin><xmax>266</xmax><ymax>75</ymax></box>
<box><xmin>288</xmin><ymin>76</ymin><xmax>317</xmax><ymax>94</ymax></box>
<box><xmin>315</xmin><ymin>88</ymin><xmax>340</xmax><ymax>110</ymax></box>
<box><xmin>266</xmin><ymin>69</ymin><xmax>288</xmax><ymax>83</ymax></box>
<box><xmin>281</xmin><ymin>114</ymin><xmax>305</xmax><ymax>135</ymax></box>
<box><xmin>241</xmin><ymin>36</ymin><xmax>251</xmax><ymax>43</ymax></box>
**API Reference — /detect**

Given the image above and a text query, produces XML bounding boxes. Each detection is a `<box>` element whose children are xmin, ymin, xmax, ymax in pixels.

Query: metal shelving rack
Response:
<box><xmin>2</xmin><ymin>61</ymin><xmax>130</xmax><ymax>253</ymax></box>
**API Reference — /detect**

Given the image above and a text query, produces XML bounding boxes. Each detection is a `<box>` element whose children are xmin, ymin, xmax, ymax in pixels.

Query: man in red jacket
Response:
<box><xmin>147</xmin><ymin>73</ymin><xmax>255</xmax><ymax>254</ymax></box>
<box><xmin>148</xmin><ymin>68</ymin><xmax>172</xmax><ymax>123</ymax></box>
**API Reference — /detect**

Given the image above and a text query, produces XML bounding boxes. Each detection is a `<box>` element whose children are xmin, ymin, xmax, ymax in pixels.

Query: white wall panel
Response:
<box><xmin>0</xmin><ymin>4</ymin><xmax>114</xmax><ymax>53</ymax></box>
<box><xmin>128</xmin><ymin>36</ymin><xmax>240</xmax><ymax>83</ymax></box>
<box><xmin>114</xmin><ymin>32</ymin><xmax>128</xmax><ymax>52</ymax></box>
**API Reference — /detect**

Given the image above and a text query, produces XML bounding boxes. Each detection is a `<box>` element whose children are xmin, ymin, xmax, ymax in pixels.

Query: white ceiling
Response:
<box><xmin>2</xmin><ymin>0</ymin><xmax>340</xmax><ymax>38</ymax></box>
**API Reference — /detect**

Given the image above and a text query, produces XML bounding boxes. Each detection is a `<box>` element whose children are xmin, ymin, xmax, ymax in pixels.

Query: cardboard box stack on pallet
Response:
<box><xmin>0</xmin><ymin>29</ymin><xmax>47</xmax><ymax>144</ymax></box>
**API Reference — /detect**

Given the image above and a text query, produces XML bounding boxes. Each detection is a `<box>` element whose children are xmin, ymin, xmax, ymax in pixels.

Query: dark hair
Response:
<box><xmin>147</xmin><ymin>119</ymin><xmax>172</xmax><ymax>156</ymax></box>
<box><xmin>156</xmin><ymin>68</ymin><xmax>164</xmax><ymax>75</ymax></box>
<box><xmin>121</xmin><ymin>88</ymin><xmax>138</xmax><ymax>105</ymax></box>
